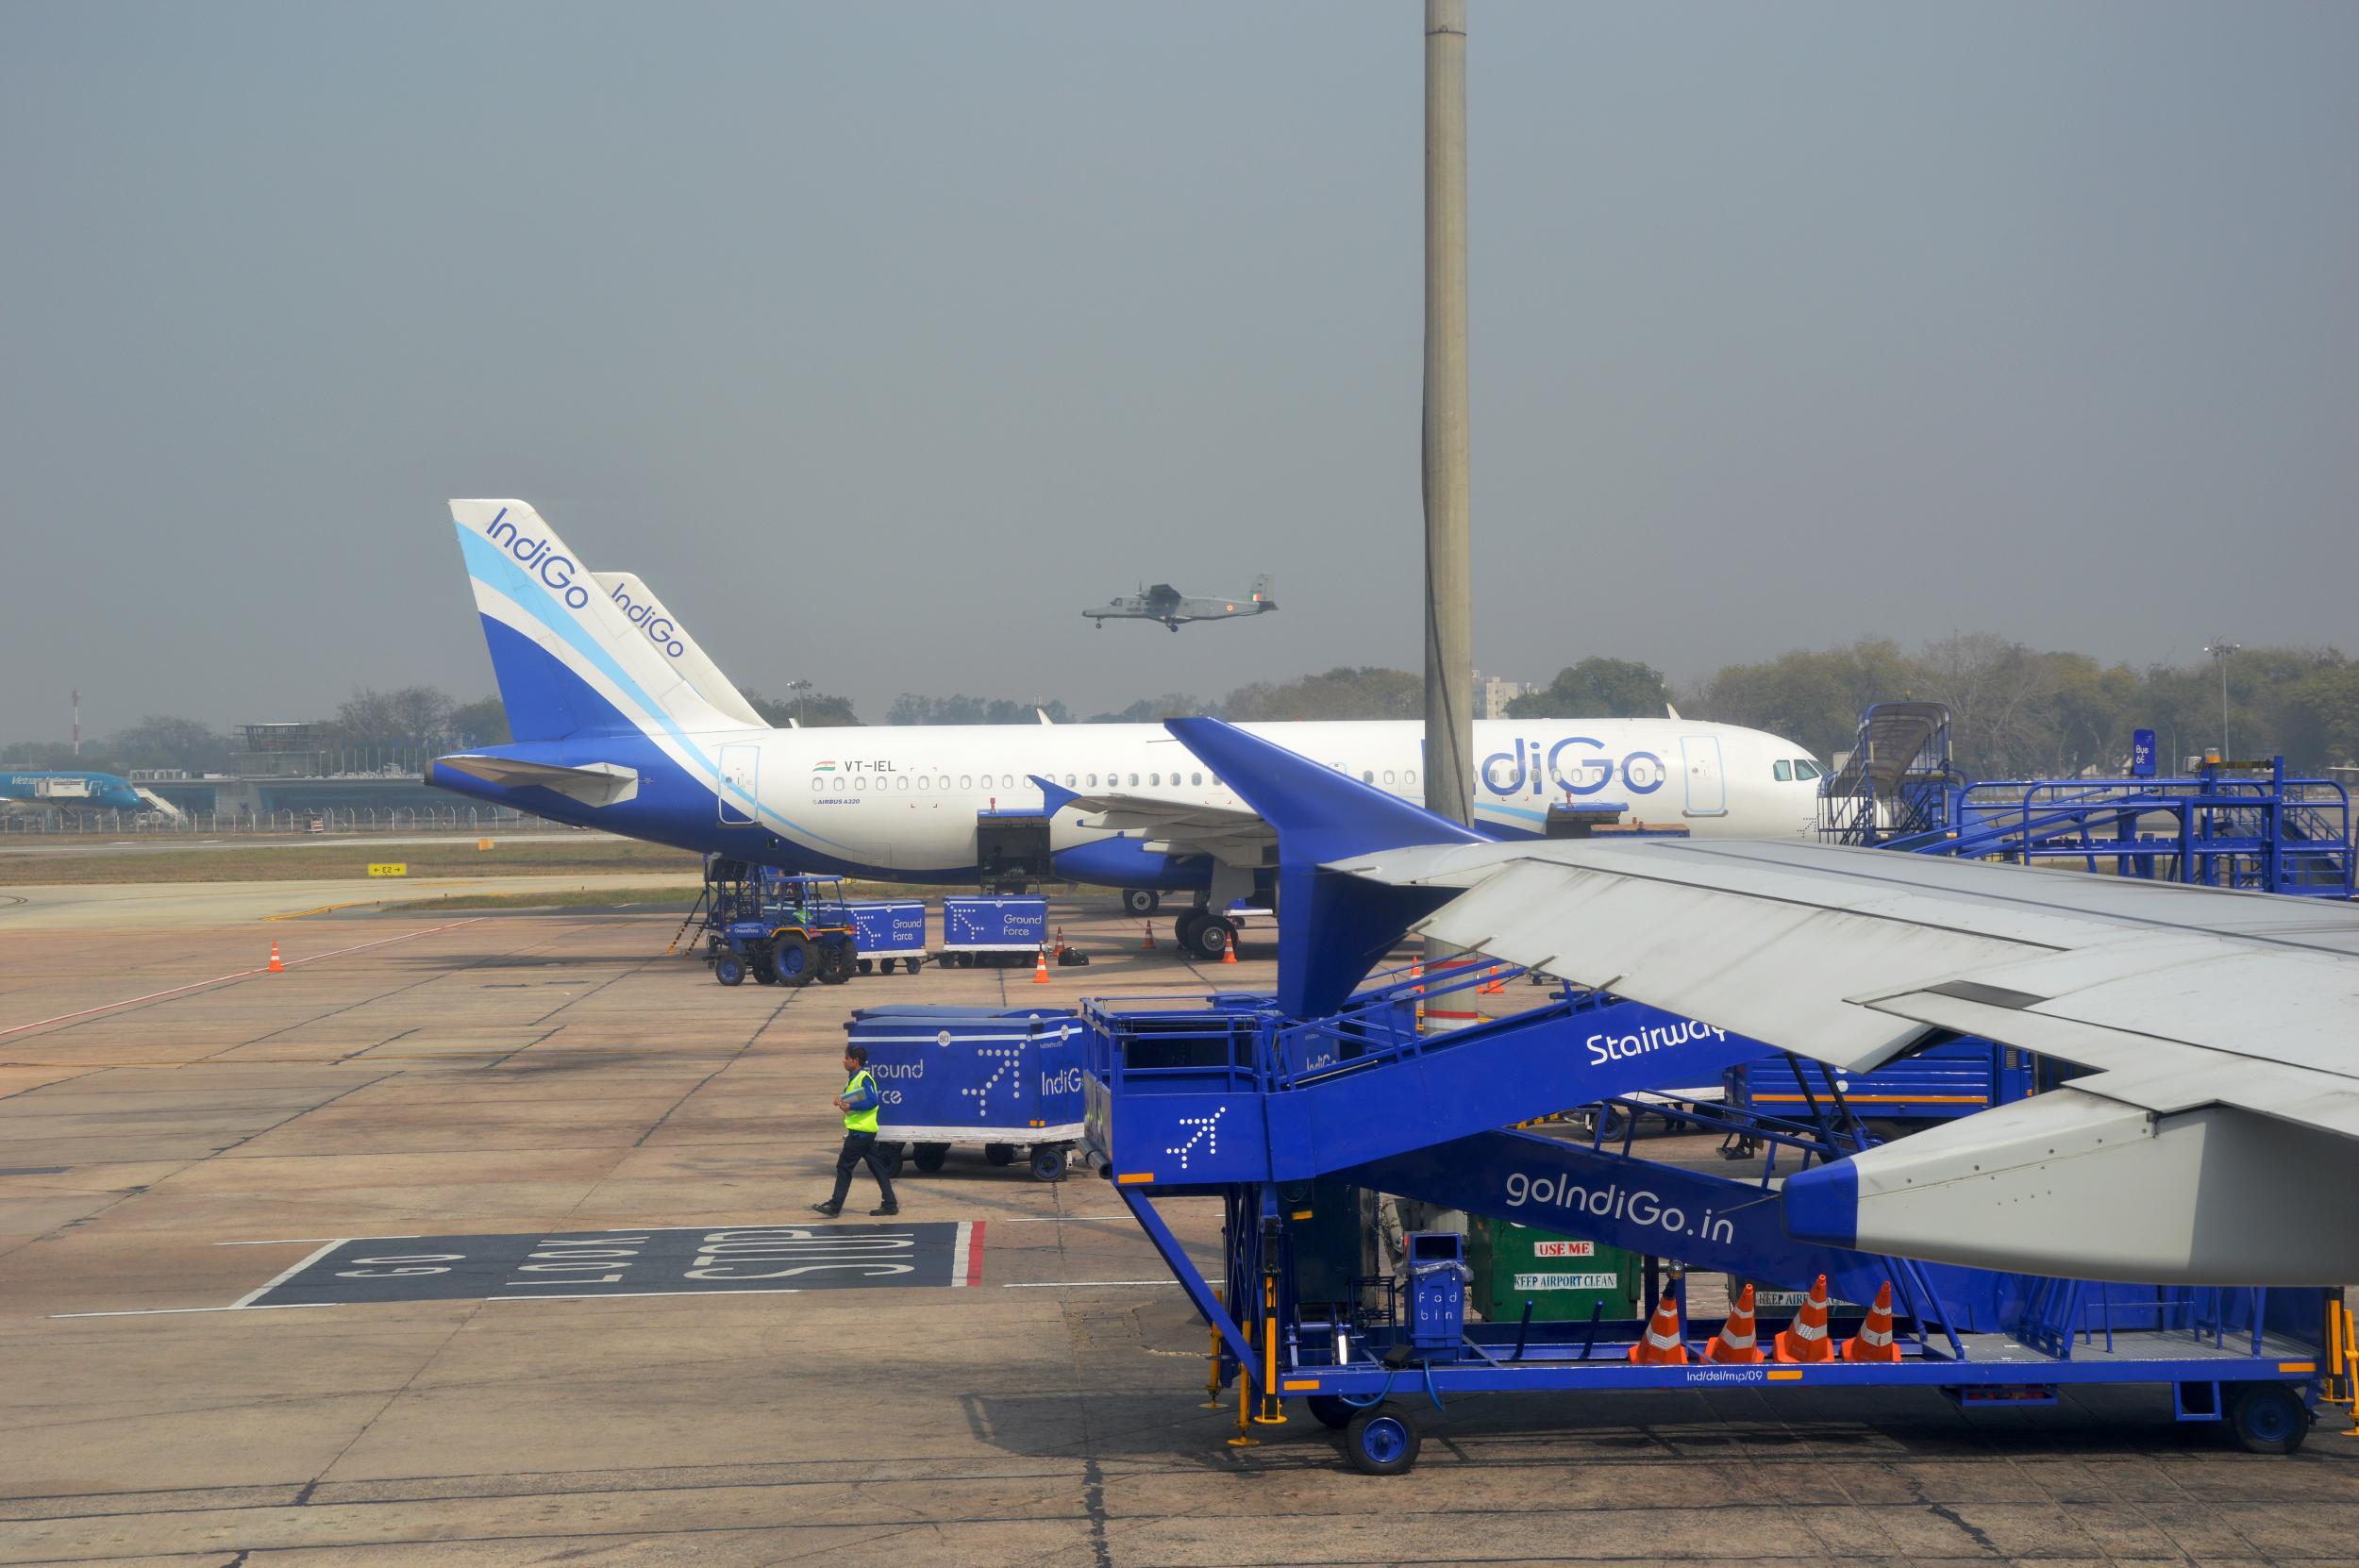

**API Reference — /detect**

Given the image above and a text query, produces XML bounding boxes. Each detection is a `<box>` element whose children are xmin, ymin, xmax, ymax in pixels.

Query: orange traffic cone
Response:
<box><xmin>1141</xmin><ymin>923</ymin><xmax>1155</xmax><ymax>952</ymax></box>
<box><xmin>1843</xmin><ymin>1280</ymin><xmax>1901</xmax><ymax>1362</ymax></box>
<box><xmin>1480</xmin><ymin>968</ymin><xmax>1505</xmax><ymax>995</ymax></box>
<box><xmin>1221</xmin><ymin>926</ymin><xmax>1238</xmax><ymax>964</ymax></box>
<box><xmin>1031</xmin><ymin>948</ymin><xmax>1051</xmax><ymax>984</ymax></box>
<box><xmin>266</xmin><ymin>941</ymin><xmax>284</xmax><ymax>974</ymax></box>
<box><xmin>1628</xmin><ymin>1286</ymin><xmax>1689</xmax><ymax>1364</ymax></box>
<box><xmin>1773</xmin><ymin>1275</ymin><xmax>1836</xmax><ymax>1363</ymax></box>
<box><xmin>1054</xmin><ymin>926</ymin><xmax>1067</xmax><ymax>958</ymax></box>
<box><xmin>1705</xmin><ymin>1283</ymin><xmax>1765</xmax><ymax>1363</ymax></box>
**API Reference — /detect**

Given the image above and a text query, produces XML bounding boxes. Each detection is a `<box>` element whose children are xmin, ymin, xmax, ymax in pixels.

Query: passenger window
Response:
<box><xmin>960</xmin><ymin>775</ymin><xmax>971</xmax><ymax>789</ymax></box>
<box><xmin>1149</xmin><ymin>772</ymin><xmax>1161</xmax><ymax>786</ymax></box>
<box><xmin>917</xmin><ymin>776</ymin><xmax>929</xmax><ymax>791</ymax></box>
<box><xmin>833</xmin><ymin>777</ymin><xmax>845</xmax><ymax>792</ymax></box>
<box><xmin>1191</xmin><ymin>772</ymin><xmax>1202</xmax><ymax>785</ymax></box>
<box><xmin>1406</xmin><ymin>769</ymin><xmax>1417</xmax><ymax>786</ymax></box>
<box><xmin>1129</xmin><ymin>773</ymin><xmax>1140</xmax><ymax>787</ymax></box>
<box><xmin>1363</xmin><ymin>770</ymin><xmax>1374</xmax><ymax>783</ymax></box>
<box><xmin>897</xmin><ymin>776</ymin><xmax>909</xmax><ymax>790</ymax></box>
<box><xmin>1774</xmin><ymin>760</ymin><xmax>1793</xmax><ymax>782</ymax></box>
<box><xmin>1087</xmin><ymin>773</ymin><xmax>1097</xmax><ymax>787</ymax></box>
<box><xmin>809</xmin><ymin>776</ymin><xmax>821</xmax><ymax>791</ymax></box>
<box><xmin>1383</xmin><ymin>770</ymin><xmax>1396</xmax><ymax>785</ymax></box>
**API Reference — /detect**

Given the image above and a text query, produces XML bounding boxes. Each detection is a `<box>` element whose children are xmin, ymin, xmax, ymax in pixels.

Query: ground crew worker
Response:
<box><xmin>811</xmin><ymin>1043</ymin><xmax>898</xmax><ymax>1217</ymax></box>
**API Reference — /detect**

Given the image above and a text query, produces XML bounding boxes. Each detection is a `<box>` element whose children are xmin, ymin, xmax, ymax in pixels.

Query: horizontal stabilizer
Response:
<box><xmin>429</xmin><ymin>755</ymin><xmax>640</xmax><ymax>808</ymax></box>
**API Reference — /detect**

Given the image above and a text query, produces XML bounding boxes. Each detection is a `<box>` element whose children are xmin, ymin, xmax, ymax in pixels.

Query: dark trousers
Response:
<box><xmin>827</xmin><ymin>1129</ymin><xmax>896</xmax><ymax>1209</ymax></box>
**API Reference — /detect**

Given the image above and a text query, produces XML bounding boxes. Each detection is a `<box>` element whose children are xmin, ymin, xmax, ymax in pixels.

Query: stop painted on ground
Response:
<box><xmin>245</xmin><ymin>1221</ymin><xmax>982</xmax><ymax>1306</ymax></box>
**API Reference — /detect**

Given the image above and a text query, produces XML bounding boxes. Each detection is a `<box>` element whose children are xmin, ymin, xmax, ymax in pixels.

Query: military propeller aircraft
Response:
<box><xmin>1082</xmin><ymin>575</ymin><xmax>1276</xmax><ymax>632</ymax></box>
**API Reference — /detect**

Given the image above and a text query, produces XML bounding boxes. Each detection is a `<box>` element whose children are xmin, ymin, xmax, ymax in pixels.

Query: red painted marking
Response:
<box><xmin>965</xmin><ymin>1220</ymin><xmax>986</xmax><ymax>1286</ymax></box>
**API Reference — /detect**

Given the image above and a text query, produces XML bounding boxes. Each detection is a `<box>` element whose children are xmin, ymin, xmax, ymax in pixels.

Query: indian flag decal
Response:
<box><xmin>814</xmin><ymin>761</ymin><xmax>837</xmax><ymax>771</ymax></box>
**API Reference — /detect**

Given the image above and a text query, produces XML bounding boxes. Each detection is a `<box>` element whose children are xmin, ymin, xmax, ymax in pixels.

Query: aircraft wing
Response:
<box><xmin>429</xmin><ymin>755</ymin><xmax>642</xmax><ymax>808</ymax></box>
<box><xmin>1035</xmin><ymin>778</ymin><xmax>1272</xmax><ymax>864</ymax></box>
<box><xmin>1330</xmin><ymin>835</ymin><xmax>2359</xmax><ymax>1283</ymax></box>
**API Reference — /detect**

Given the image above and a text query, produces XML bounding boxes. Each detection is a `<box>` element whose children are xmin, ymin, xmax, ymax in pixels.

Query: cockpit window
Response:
<box><xmin>1794</xmin><ymin>759</ymin><xmax>1821</xmax><ymax>779</ymax></box>
<box><xmin>1773</xmin><ymin>760</ymin><xmax>1793</xmax><ymax>782</ymax></box>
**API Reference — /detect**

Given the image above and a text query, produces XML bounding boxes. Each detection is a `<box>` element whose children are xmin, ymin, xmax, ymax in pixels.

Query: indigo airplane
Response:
<box><xmin>426</xmin><ymin>500</ymin><xmax>1827</xmax><ymax>959</ymax></box>
<box><xmin>0</xmin><ymin>770</ymin><xmax>180</xmax><ymax>819</ymax></box>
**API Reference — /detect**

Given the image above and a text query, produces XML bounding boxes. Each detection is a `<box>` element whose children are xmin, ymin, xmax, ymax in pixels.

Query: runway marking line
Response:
<box><xmin>0</xmin><ymin>918</ymin><xmax>486</xmax><ymax>1041</ymax></box>
<box><xmin>266</xmin><ymin>880</ymin><xmax>474</xmax><ymax>920</ymax></box>
<box><xmin>50</xmin><ymin>1303</ymin><xmax>342</xmax><ymax>1320</ymax></box>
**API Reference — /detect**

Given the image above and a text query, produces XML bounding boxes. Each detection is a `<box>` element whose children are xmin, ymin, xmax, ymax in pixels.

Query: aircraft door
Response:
<box><xmin>718</xmin><ymin>743</ymin><xmax>759</xmax><ymax>825</ymax></box>
<box><xmin>1680</xmin><ymin>735</ymin><xmax>1726</xmax><ymax>817</ymax></box>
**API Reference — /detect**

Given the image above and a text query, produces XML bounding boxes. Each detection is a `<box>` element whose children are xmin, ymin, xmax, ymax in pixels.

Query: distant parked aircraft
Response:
<box><xmin>0</xmin><ymin>770</ymin><xmax>180</xmax><ymax>818</ymax></box>
<box><xmin>426</xmin><ymin>500</ymin><xmax>1825</xmax><ymax>959</ymax></box>
<box><xmin>1083</xmin><ymin>575</ymin><xmax>1277</xmax><ymax>632</ymax></box>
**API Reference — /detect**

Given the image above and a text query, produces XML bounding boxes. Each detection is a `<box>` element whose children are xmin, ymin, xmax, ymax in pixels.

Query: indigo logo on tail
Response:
<box><xmin>609</xmin><ymin>584</ymin><xmax>687</xmax><ymax>659</ymax></box>
<box><xmin>484</xmin><ymin>510</ymin><xmax>593</xmax><ymax>610</ymax></box>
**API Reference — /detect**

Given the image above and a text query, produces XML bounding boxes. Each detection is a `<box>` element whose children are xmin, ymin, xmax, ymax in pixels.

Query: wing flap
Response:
<box><xmin>1063</xmin><ymin>790</ymin><xmax>1274</xmax><ymax>866</ymax></box>
<box><xmin>1406</xmin><ymin>855</ymin><xmax>2038</xmax><ymax>1072</ymax></box>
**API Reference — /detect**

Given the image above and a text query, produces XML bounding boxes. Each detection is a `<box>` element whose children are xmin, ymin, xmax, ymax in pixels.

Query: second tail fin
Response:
<box><xmin>594</xmin><ymin>572</ymin><xmax>767</xmax><ymax>729</ymax></box>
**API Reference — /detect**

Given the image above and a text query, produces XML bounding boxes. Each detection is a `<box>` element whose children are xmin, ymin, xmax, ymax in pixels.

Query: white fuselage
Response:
<box><xmin>701</xmin><ymin>717</ymin><xmax>1823</xmax><ymax>874</ymax></box>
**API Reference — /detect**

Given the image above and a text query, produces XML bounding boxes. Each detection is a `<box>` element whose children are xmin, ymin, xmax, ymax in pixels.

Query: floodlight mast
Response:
<box><xmin>1422</xmin><ymin>0</ymin><xmax>1474</xmax><ymax>826</ymax></box>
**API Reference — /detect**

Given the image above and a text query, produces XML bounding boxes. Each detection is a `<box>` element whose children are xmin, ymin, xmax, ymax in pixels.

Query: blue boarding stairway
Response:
<box><xmin>1080</xmin><ymin>717</ymin><xmax>2331</xmax><ymax>1473</ymax></box>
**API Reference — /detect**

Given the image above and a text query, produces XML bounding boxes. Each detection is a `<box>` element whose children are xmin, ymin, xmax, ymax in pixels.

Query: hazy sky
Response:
<box><xmin>4</xmin><ymin>2</ymin><xmax>2353</xmax><ymax>742</ymax></box>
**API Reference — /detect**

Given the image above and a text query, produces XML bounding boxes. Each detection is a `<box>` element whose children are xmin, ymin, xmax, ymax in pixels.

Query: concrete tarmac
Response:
<box><xmin>3</xmin><ymin>902</ymin><xmax>2355</xmax><ymax>1565</ymax></box>
<box><xmin>0</xmin><ymin>875</ymin><xmax>697</xmax><ymax>930</ymax></box>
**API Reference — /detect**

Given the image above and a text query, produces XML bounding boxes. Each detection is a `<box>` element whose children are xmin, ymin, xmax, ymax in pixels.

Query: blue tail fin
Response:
<box><xmin>452</xmin><ymin>500</ymin><xmax>736</xmax><ymax>743</ymax></box>
<box><xmin>1164</xmin><ymin>718</ymin><xmax>1486</xmax><ymax>1015</ymax></box>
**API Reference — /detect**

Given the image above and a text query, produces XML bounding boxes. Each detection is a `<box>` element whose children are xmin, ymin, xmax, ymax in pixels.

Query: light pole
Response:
<box><xmin>786</xmin><ymin>678</ymin><xmax>813</xmax><ymax>727</ymax></box>
<box><xmin>2202</xmin><ymin>640</ymin><xmax>2238</xmax><ymax>759</ymax></box>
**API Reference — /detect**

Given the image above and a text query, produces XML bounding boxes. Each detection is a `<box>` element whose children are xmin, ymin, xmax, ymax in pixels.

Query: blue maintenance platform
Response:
<box><xmin>1074</xmin><ymin>717</ymin><xmax>2333</xmax><ymax>1475</ymax></box>
<box><xmin>1818</xmin><ymin>702</ymin><xmax>2354</xmax><ymax>896</ymax></box>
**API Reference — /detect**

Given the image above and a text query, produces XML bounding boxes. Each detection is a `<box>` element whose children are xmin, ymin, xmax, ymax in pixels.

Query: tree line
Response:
<box><xmin>9</xmin><ymin>643</ymin><xmax>2354</xmax><ymax>778</ymax></box>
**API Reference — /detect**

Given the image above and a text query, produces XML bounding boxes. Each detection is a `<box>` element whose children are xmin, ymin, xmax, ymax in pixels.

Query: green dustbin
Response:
<box><xmin>1469</xmin><ymin>1217</ymin><xmax>1641</xmax><ymax>1324</ymax></box>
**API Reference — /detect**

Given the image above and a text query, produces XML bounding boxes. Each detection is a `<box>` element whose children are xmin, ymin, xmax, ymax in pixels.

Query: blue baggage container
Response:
<box><xmin>940</xmin><ymin>895</ymin><xmax>1048</xmax><ymax>966</ymax></box>
<box><xmin>848</xmin><ymin>900</ymin><xmax>928</xmax><ymax>975</ymax></box>
<box><xmin>845</xmin><ymin>1005</ymin><xmax>1085</xmax><ymax>1179</ymax></box>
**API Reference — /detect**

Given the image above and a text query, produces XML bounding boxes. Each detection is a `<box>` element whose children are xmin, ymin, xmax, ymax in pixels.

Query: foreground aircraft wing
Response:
<box><xmin>430</xmin><ymin>755</ymin><xmax>641</xmax><ymax>808</ymax></box>
<box><xmin>1330</xmin><ymin>834</ymin><xmax>2359</xmax><ymax>1282</ymax></box>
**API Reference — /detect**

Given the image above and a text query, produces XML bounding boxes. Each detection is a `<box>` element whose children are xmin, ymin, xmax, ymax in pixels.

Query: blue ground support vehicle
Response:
<box><xmin>1086</xmin><ymin>968</ymin><xmax>2331</xmax><ymax>1475</ymax></box>
<box><xmin>708</xmin><ymin>872</ymin><xmax>860</xmax><ymax>988</ymax></box>
<box><xmin>845</xmin><ymin>1005</ymin><xmax>1087</xmax><ymax>1180</ymax></box>
<box><xmin>848</xmin><ymin>901</ymin><xmax>928</xmax><ymax>976</ymax></box>
<box><xmin>1072</xmin><ymin>718</ymin><xmax>2332</xmax><ymax>1475</ymax></box>
<box><xmin>939</xmin><ymin>895</ymin><xmax>1049</xmax><ymax>968</ymax></box>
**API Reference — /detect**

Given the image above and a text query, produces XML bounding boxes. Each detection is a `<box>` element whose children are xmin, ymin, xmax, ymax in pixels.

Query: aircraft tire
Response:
<box><xmin>1184</xmin><ymin>915</ymin><xmax>1233</xmax><ymax>962</ymax></box>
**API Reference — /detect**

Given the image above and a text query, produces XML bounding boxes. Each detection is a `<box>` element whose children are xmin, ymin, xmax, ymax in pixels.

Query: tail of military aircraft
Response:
<box><xmin>451</xmin><ymin>500</ymin><xmax>739</xmax><ymax>743</ymax></box>
<box><xmin>1249</xmin><ymin>575</ymin><xmax>1274</xmax><ymax>603</ymax></box>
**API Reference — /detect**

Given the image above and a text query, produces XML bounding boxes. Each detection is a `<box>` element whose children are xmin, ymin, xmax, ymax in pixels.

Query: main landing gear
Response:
<box><xmin>1173</xmin><ymin>907</ymin><xmax>1236</xmax><ymax>962</ymax></box>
